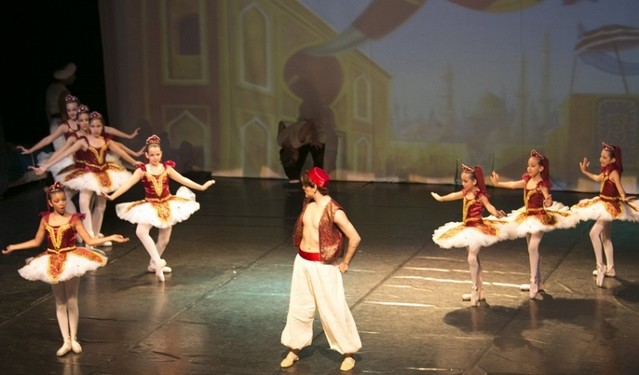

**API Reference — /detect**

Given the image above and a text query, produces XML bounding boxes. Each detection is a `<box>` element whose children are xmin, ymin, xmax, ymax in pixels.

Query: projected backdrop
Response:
<box><xmin>99</xmin><ymin>0</ymin><xmax>639</xmax><ymax>193</ymax></box>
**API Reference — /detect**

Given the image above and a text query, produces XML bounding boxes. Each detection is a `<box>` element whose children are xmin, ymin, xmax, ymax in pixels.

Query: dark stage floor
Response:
<box><xmin>1</xmin><ymin>176</ymin><xmax>638</xmax><ymax>375</ymax></box>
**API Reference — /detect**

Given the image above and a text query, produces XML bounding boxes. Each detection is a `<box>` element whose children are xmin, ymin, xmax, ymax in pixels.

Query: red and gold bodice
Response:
<box><xmin>462</xmin><ymin>190</ymin><xmax>485</xmax><ymax>227</ymax></box>
<box><xmin>600</xmin><ymin>166</ymin><xmax>620</xmax><ymax>199</ymax></box>
<box><xmin>140</xmin><ymin>161</ymin><xmax>176</xmax><ymax>200</ymax></box>
<box><xmin>41</xmin><ymin>212</ymin><xmax>84</xmax><ymax>253</ymax></box>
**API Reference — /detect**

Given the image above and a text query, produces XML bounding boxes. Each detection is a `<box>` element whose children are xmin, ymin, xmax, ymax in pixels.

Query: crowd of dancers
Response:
<box><xmin>432</xmin><ymin>146</ymin><xmax>638</xmax><ymax>306</ymax></box>
<box><xmin>1</xmin><ymin>97</ymin><xmax>637</xmax><ymax>370</ymax></box>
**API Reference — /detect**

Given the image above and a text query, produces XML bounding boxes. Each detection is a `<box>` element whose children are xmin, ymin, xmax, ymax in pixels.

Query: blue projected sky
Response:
<box><xmin>298</xmin><ymin>0</ymin><xmax>639</xmax><ymax>119</ymax></box>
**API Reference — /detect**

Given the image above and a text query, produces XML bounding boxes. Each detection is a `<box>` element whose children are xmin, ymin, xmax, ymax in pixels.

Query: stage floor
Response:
<box><xmin>1</xmin><ymin>176</ymin><xmax>638</xmax><ymax>375</ymax></box>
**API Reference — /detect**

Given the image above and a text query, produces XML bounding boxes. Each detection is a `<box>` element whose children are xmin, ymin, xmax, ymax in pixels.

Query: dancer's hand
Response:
<box><xmin>202</xmin><ymin>180</ymin><xmax>216</xmax><ymax>190</ymax></box>
<box><xmin>490</xmin><ymin>171</ymin><xmax>500</xmax><ymax>186</ymax></box>
<box><xmin>29</xmin><ymin>165</ymin><xmax>47</xmax><ymax>176</ymax></box>
<box><xmin>16</xmin><ymin>145</ymin><xmax>30</xmax><ymax>154</ymax></box>
<box><xmin>101</xmin><ymin>192</ymin><xmax>114</xmax><ymax>201</ymax></box>
<box><xmin>108</xmin><ymin>235</ymin><xmax>129</xmax><ymax>243</ymax></box>
<box><xmin>579</xmin><ymin>157</ymin><xmax>590</xmax><ymax>173</ymax></box>
<box><xmin>430</xmin><ymin>192</ymin><xmax>443</xmax><ymax>202</ymax></box>
<box><xmin>2</xmin><ymin>245</ymin><xmax>15</xmax><ymax>255</ymax></box>
<box><xmin>495</xmin><ymin>209</ymin><xmax>506</xmax><ymax>218</ymax></box>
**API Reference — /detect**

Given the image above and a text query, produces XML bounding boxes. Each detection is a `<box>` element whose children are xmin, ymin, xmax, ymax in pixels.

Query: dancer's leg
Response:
<box><xmin>589</xmin><ymin>220</ymin><xmax>605</xmax><ymax>266</ymax></box>
<box><xmin>136</xmin><ymin>223</ymin><xmax>166</xmax><ymax>281</ymax></box>
<box><xmin>64</xmin><ymin>188</ymin><xmax>78</xmax><ymax>214</ymax></box>
<box><xmin>79</xmin><ymin>190</ymin><xmax>95</xmax><ymax>237</ymax></box>
<box><xmin>64</xmin><ymin>277</ymin><xmax>82</xmax><ymax>353</ymax></box>
<box><xmin>51</xmin><ymin>283</ymin><xmax>71</xmax><ymax>356</ymax></box>
<box><xmin>527</xmin><ymin>232</ymin><xmax>544</xmax><ymax>298</ymax></box>
<box><xmin>91</xmin><ymin>195</ymin><xmax>107</xmax><ymax>237</ymax></box>
<box><xmin>156</xmin><ymin>226</ymin><xmax>173</xmax><ymax>257</ymax></box>
<box><xmin>467</xmin><ymin>245</ymin><xmax>482</xmax><ymax>305</ymax></box>
<box><xmin>599</xmin><ymin>221</ymin><xmax>614</xmax><ymax>268</ymax></box>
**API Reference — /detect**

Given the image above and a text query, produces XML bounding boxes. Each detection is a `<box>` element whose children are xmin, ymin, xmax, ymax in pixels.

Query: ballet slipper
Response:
<box><xmin>70</xmin><ymin>336</ymin><xmax>82</xmax><ymax>354</ymax></box>
<box><xmin>148</xmin><ymin>263</ymin><xmax>172</xmax><ymax>273</ymax></box>
<box><xmin>469</xmin><ymin>285</ymin><xmax>481</xmax><ymax>307</ymax></box>
<box><xmin>56</xmin><ymin>338</ymin><xmax>72</xmax><ymax>357</ymax></box>
<box><xmin>154</xmin><ymin>259</ymin><xmax>167</xmax><ymax>282</ymax></box>
<box><xmin>596</xmin><ymin>263</ymin><xmax>606</xmax><ymax>288</ymax></box>
<box><xmin>529</xmin><ymin>278</ymin><xmax>540</xmax><ymax>299</ymax></box>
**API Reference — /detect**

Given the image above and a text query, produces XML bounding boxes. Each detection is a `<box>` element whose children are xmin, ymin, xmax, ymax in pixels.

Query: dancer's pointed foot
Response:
<box><xmin>529</xmin><ymin>278</ymin><xmax>540</xmax><ymax>299</ymax></box>
<box><xmin>148</xmin><ymin>263</ymin><xmax>172</xmax><ymax>273</ymax></box>
<box><xmin>154</xmin><ymin>259</ymin><xmax>167</xmax><ymax>282</ymax></box>
<box><xmin>593</xmin><ymin>265</ymin><xmax>616</xmax><ymax>277</ymax></box>
<box><xmin>596</xmin><ymin>263</ymin><xmax>606</xmax><ymax>287</ymax></box>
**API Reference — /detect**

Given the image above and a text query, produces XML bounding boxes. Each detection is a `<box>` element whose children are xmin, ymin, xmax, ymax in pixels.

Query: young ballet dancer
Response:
<box><xmin>32</xmin><ymin>111</ymin><xmax>140</xmax><ymax>247</ymax></box>
<box><xmin>431</xmin><ymin>164</ymin><xmax>507</xmax><ymax>306</ymax></box>
<box><xmin>103</xmin><ymin>134</ymin><xmax>215</xmax><ymax>282</ymax></box>
<box><xmin>2</xmin><ymin>182</ymin><xmax>128</xmax><ymax>356</ymax></box>
<box><xmin>571</xmin><ymin>142</ymin><xmax>638</xmax><ymax>287</ymax></box>
<box><xmin>490</xmin><ymin>150</ymin><xmax>578</xmax><ymax>299</ymax></box>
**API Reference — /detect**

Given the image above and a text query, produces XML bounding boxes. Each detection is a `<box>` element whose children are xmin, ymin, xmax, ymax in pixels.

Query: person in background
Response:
<box><xmin>45</xmin><ymin>63</ymin><xmax>76</xmax><ymax>150</ymax></box>
<box><xmin>277</xmin><ymin>119</ymin><xmax>325</xmax><ymax>183</ymax></box>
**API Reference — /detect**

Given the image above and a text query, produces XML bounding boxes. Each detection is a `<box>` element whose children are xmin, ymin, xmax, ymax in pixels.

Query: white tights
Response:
<box><xmin>589</xmin><ymin>220</ymin><xmax>613</xmax><ymax>267</ymax></box>
<box><xmin>51</xmin><ymin>277</ymin><xmax>80</xmax><ymax>341</ymax></box>
<box><xmin>136</xmin><ymin>224</ymin><xmax>173</xmax><ymax>265</ymax></box>
<box><xmin>78</xmin><ymin>190</ymin><xmax>106</xmax><ymax>237</ymax></box>
<box><xmin>526</xmin><ymin>232</ymin><xmax>544</xmax><ymax>283</ymax></box>
<box><xmin>467</xmin><ymin>245</ymin><xmax>482</xmax><ymax>288</ymax></box>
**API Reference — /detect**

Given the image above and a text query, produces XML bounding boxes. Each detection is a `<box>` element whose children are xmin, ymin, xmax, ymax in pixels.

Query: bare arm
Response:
<box><xmin>33</xmin><ymin>139</ymin><xmax>84</xmax><ymax>175</ymax></box>
<box><xmin>490</xmin><ymin>171</ymin><xmax>526</xmax><ymax>189</ymax></box>
<box><xmin>166</xmin><ymin>167</ymin><xmax>216</xmax><ymax>191</ymax></box>
<box><xmin>105</xmin><ymin>126</ymin><xmax>140</xmax><ymax>140</ymax></box>
<box><xmin>430</xmin><ymin>191</ymin><xmax>464</xmax><ymax>202</ymax></box>
<box><xmin>479</xmin><ymin>195</ymin><xmax>506</xmax><ymax>218</ymax></box>
<box><xmin>17</xmin><ymin>124</ymin><xmax>70</xmax><ymax>154</ymax></box>
<box><xmin>2</xmin><ymin>219</ymin><xmax>46</xmax><ymax>254</ymax></box>
<box><xmin>333</xmin><ymin>210</ymin><xmax>361</xmax><ymax>273</ymax></box>
<box><xmin>540</xmin><ymin>185</ymin><xmax>553</xmax><ymax>207</ymax></box>
<box><xmin>107</xmin><ymin>141</ymin><xmax>141</xmax><ymax>167</ymax></box>
<box><xmin>608</xmin><ymin>170</ymin><xmax>632</xmax><ymax>202</ymax></box>
<box><xmin>103</xmin><ymin>168</ymin><xmax>143</xmax><ymax>201</ymax></box>
<box><xmin>579</xmin><ymin>157</ymin><xmax>603</xmax><ymax>182</ymax></box>
<box><xmin>112</xmin><ymin>141</ymin><xmax>145</xmax><ymax>157</ymax></box>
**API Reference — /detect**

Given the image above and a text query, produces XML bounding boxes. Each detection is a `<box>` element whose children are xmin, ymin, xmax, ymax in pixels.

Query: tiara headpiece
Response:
<box><xmin>146</xmin><ymin>135</ymin><xmax>161</xmax><ymax>145</ymax></box>
<box><xmin>602</xmin><ymin>142</ymin><xmax>615</xmax><ymax>152</ymax></box>
<box><xmin>48</xmin><ymin>181</ymin><xmax>64</xmax><ymax>193</ymax></box>
<box><xmin>90</xmin><ymin>111</ymin><xmax>103</xmax><ymax>120</ymax></box>
<box><xmin>77</xmin><ymin>104</ymin><xmax>90</xmax><ymax>113</ymax></box>
<box><xmin>65</xmin><ymin>95</ymin><xmax>79</xmax><ymax>103</ymax></box>
<box><xmin>460</xmin><ymin>163</ymin><xmax>474</xmax><ymax>174</ymax></box>
<box><xmin>530</xmin><ymin>149</ymin><xmax>545</xmax><ymax>161</ymax></box>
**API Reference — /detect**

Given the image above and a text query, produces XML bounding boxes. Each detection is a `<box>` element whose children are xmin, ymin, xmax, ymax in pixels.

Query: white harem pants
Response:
<box><xmin>281</xmin><ymin>254</ymin><xmax>362</xmax><ymax>354</ymax></box>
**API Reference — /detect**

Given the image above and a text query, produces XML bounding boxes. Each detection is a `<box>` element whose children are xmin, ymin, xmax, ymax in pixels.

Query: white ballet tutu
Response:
<box><xmin>433</xmin><ymin>216</ymin><xmax>510</xmax><ymax>248</ymax></box>
<box><xmin>38</xmin><ymin>152</ymin><xmax>75</xmax><ymax>180</ymax></box>
<box><xmin>60</xmin><ymin>166</ymin><xmax>132</xmax><ymax>194</ymax></box>
<box><xmin>18</xmin><ymin>247</ymin><xmax>107</xmax><ymax>284</ymax></box>
<box><xmin>571</xmin><ymin>197</ymin><xmax>639</xmax><ymax>222</ymax></box>
<box><xmin>115</xmin><ymin>186</ymin><xmax>200</xmax><ymax>228</ymax></box>
<box><xmin>504</xmin><ymin>201</ymin><xmax>579</xmax><ymax>238</ymax></box>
